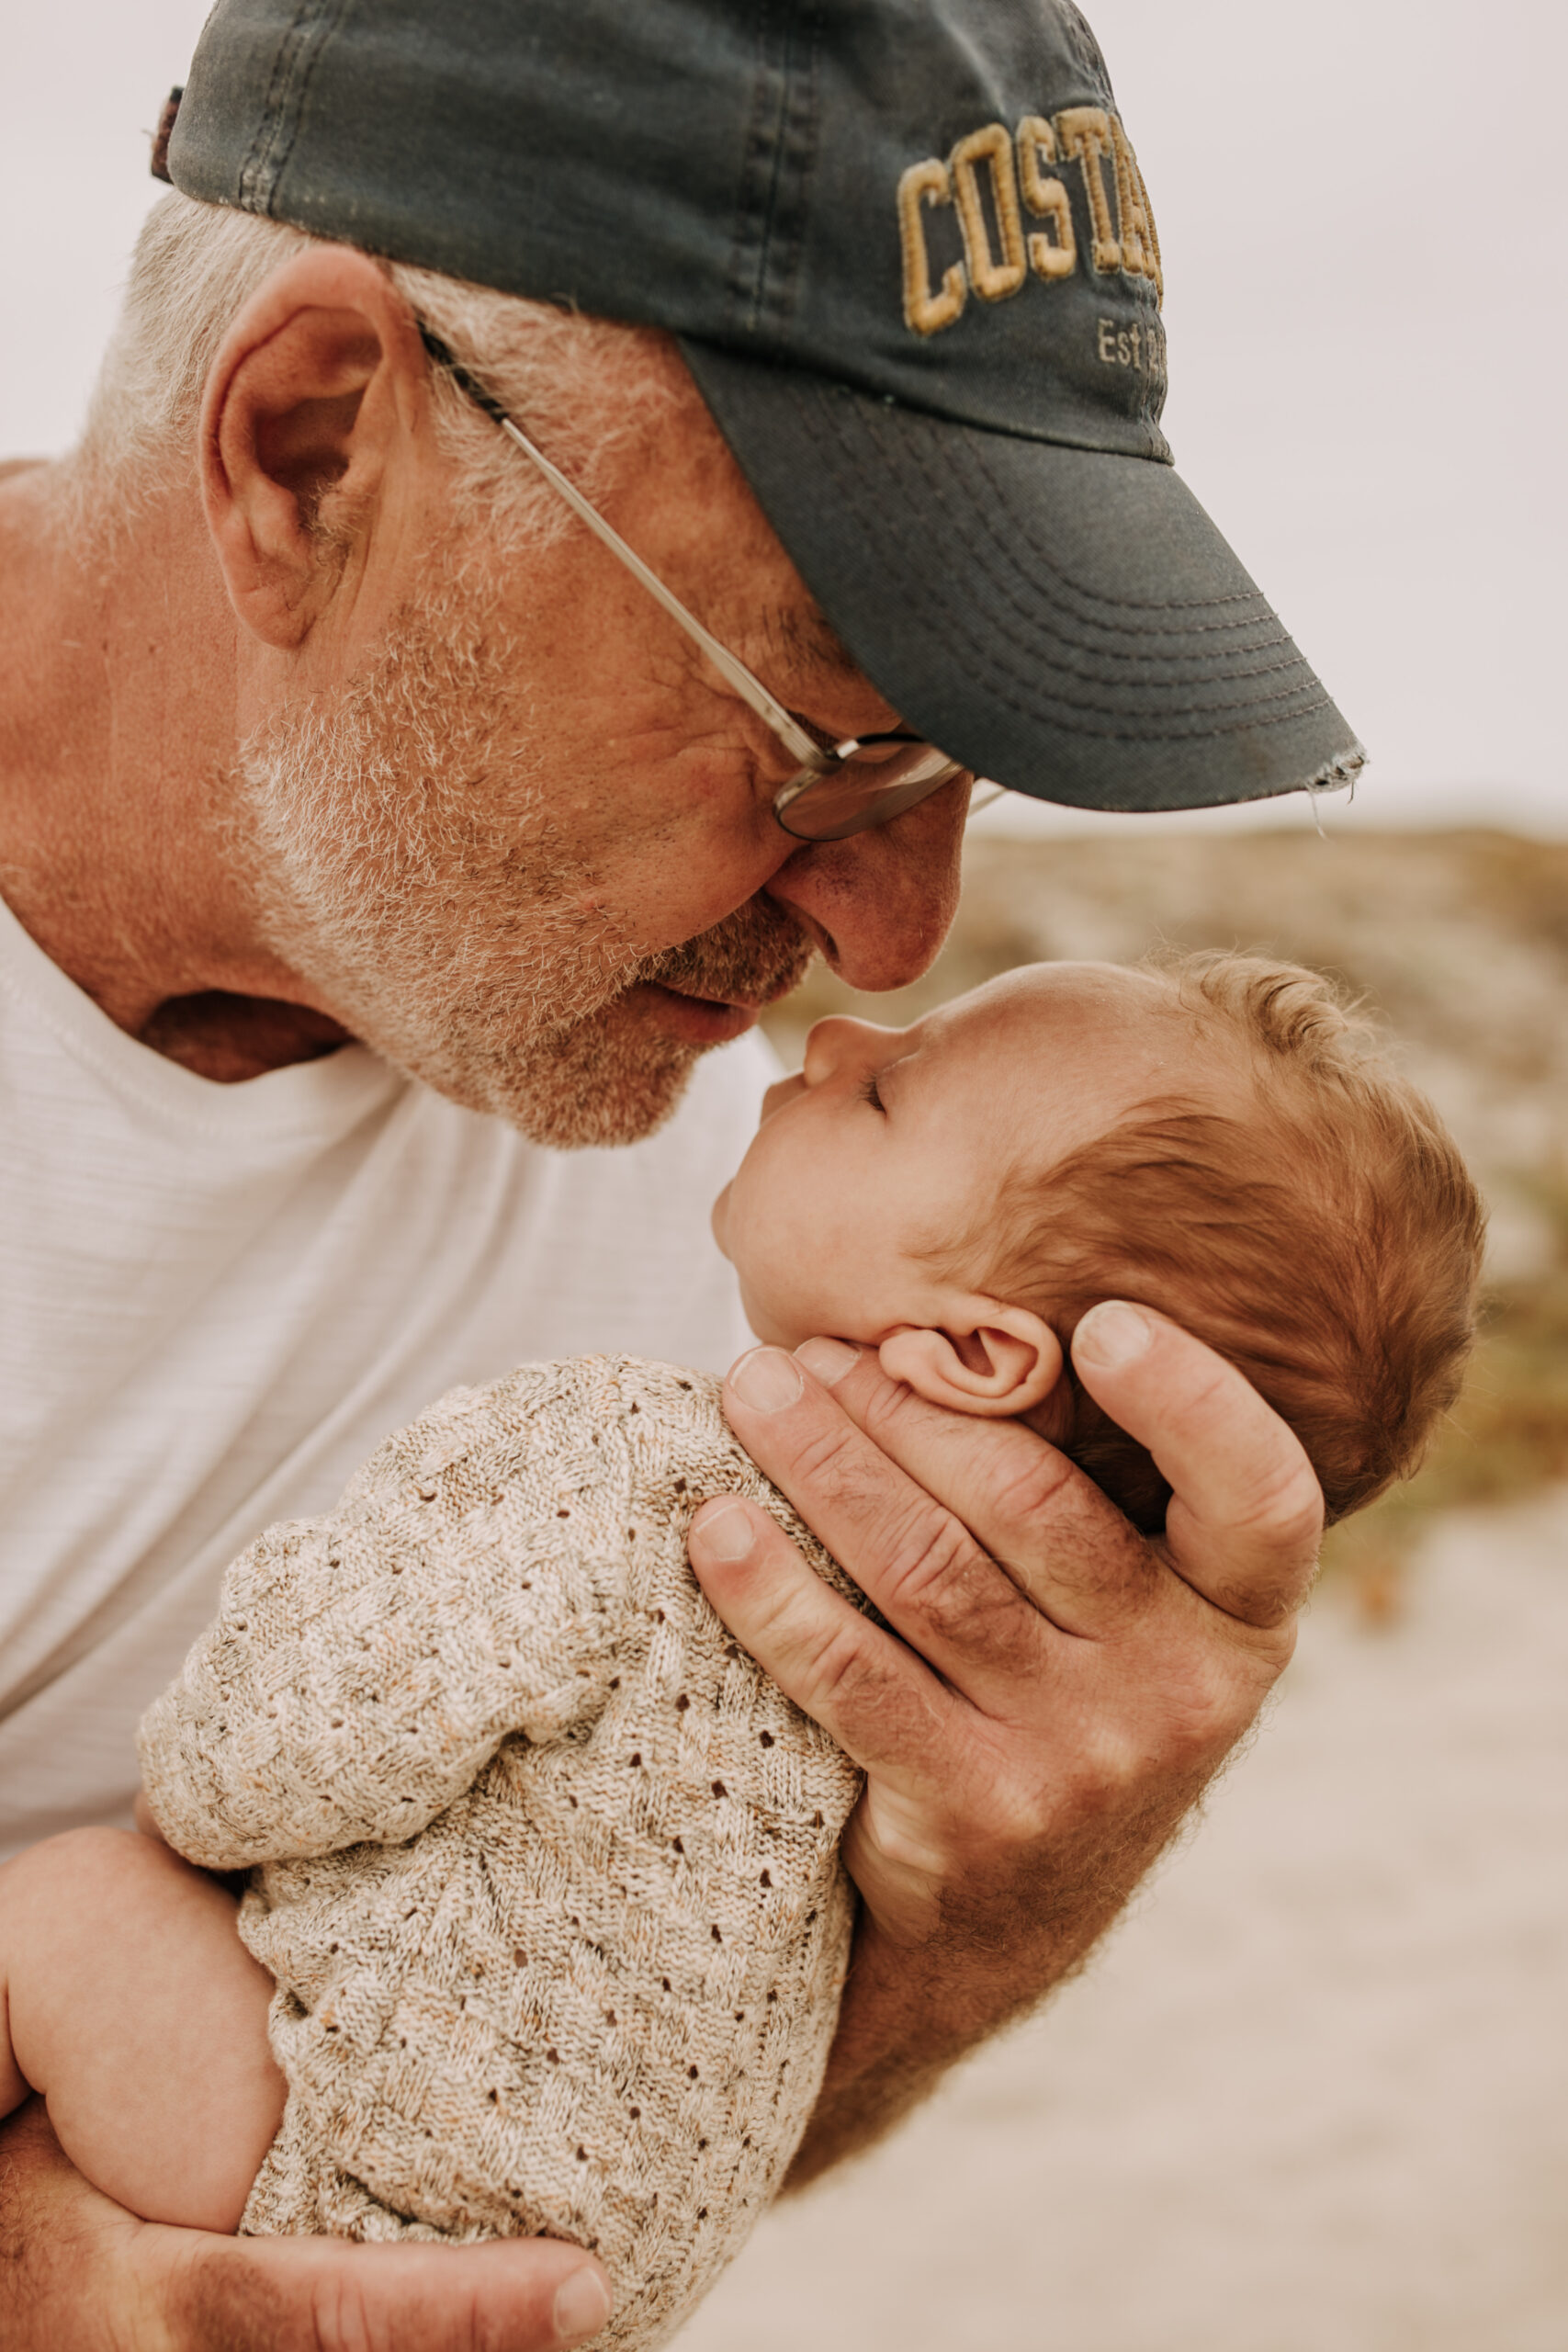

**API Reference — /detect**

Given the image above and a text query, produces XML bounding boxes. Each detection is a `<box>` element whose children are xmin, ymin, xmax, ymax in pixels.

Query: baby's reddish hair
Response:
<box><xmin>975</xmin><ymin>954</ymin><xmax>1485</xmax><ymax>1532</ymax></box>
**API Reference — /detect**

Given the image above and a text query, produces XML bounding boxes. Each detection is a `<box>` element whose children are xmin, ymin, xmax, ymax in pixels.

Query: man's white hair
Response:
<box><xmin>68</xmin><ymin>191</ymin><xmax>677</xmax><ymax>550</ymax></box>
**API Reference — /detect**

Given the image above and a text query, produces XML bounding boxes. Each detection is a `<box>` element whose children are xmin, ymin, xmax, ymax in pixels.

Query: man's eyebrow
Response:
<box><xmin>754</xmin><ymin>599</ymin><xmax>863</xmax><ymax>684</ymax></box>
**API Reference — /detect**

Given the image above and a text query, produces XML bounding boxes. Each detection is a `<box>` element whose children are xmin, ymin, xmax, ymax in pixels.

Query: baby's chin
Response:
<box><xmin>730</xmin><ymin>1277</ymin><xmax>804</xmax><ymax>1351</ymax></box>
<box><xmin>709</xmin><ymin>1201</ymin><xmax>818</xmax><ymax>1349</ymax></box>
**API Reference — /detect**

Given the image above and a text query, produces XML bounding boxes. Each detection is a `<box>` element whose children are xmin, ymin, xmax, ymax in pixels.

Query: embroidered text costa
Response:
<box><xmin>897</xmin><ymin>107</ymin><xmax>1161</xmax><ymax>338</ymax></box>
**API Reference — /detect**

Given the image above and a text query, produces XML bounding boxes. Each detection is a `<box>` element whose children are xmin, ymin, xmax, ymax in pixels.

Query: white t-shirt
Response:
<box><xmin>0</xmin><ymin>893</ymin><xmax>773</xmax><ymax>1861</ymax></box>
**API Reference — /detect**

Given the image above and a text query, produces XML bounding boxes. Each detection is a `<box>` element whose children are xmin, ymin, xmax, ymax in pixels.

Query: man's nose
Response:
<box><xmin>764</xmin><ymin>775</ymin><xmax>968</xmax><ymax>994</ymax></box>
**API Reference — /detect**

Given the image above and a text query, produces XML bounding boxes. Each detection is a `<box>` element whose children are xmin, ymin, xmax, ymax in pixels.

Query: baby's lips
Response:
<box><xmin>758</xmin><ymin>1071</ymin><xmax>807</xmax><ymax>1123</ymax></box>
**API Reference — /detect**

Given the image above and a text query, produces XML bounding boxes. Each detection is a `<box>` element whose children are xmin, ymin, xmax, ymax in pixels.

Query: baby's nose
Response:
<box><xmin>802</xmin><ymin>1014</ymin><xmax>891</xmax><ymax>1086</ymax></box>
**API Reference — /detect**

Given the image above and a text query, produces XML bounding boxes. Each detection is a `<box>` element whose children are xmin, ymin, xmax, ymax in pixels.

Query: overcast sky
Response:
<box><xmin>3</xmin><ymin>0</ymin><xmax>1562</xmax><ymax>837</ymax></box>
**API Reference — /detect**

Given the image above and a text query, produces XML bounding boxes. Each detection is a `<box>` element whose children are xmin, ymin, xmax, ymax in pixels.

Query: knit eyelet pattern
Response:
<box><xmin>139</xmin><ymin>1357</ymin><xmax>868</xmax><ymax>2350</ymax></box>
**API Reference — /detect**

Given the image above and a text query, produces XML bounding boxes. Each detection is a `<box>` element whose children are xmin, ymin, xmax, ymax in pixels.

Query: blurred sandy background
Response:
<box><xmin>6</xmin><ymin>3</ymin><xmax>1566</xmax><ymax>2344</ymax></box>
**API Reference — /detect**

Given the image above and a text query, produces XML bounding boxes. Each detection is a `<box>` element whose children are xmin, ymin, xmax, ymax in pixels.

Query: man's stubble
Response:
<box><xmin>235</xmin><ymin>552</ymin><xmax>813</xmax><ymax>1148</ymax></box>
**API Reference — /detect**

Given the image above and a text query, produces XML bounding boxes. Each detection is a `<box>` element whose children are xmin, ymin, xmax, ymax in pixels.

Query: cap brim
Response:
<box><xmin>679</xmin><ymin>341</ymin><xmax>1362</xmax><ymax>814</ymax></box>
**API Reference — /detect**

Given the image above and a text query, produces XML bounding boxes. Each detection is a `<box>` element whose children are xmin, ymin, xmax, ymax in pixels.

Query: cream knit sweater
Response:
<box><xmin>138</xmin><ymin>1357</ymin><xmax>866</xmax><ymax>2352</ymax></box>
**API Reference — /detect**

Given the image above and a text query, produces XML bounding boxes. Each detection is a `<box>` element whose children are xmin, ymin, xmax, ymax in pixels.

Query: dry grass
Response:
<box><xmin>759</xmin><ymin>828</ymin><xmax>1568</xmax><ymax>1618</ymax></box>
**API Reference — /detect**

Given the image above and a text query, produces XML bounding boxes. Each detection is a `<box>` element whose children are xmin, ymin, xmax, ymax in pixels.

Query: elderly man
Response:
<box><xmin>0</xmin><ymin>0</ymin><xmax>1360</xmax><ymax>2345</ymax></box>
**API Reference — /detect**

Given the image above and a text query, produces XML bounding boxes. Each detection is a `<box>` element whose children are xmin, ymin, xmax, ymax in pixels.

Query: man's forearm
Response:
<box><xmin>697</xmin><ymin>1332</ymin><xmax>1317</xmax><ymax>2193</ymax></box>
<box><xmin>784</xmin><ymin>1919</ymin><xmax>987</xmax><ymax>2188</ymax></box>
<box><xmin>784</xmin><ymin>1894</ymin><xmax>1118</xmax><ymax>2187</ymax></box>
<box><xmin>784</xmin><ymin>1780</ymin><xmax>1211</xmax><ymax>2189</ymax></box>
<box><xmin>0</xmin><ymin>2098</ymin><xmax>614</xmax><ymax>2352</ymax></box>
<box><xmin>0</xmin><ymin>2101</ymin><xmax>145</xmax><ymax>2352</ymax></box>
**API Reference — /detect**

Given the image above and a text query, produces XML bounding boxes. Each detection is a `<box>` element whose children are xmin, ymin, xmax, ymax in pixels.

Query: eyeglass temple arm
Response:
<box><xmin>419</xmin><ymin>328</ymin><xmax>824</xmax><ymax>769</ymax></box>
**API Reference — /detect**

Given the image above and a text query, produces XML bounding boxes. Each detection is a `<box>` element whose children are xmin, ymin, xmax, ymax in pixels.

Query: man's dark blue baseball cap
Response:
<box><xmin>161</xmin><ymin>0</ymin><xmax>1364</xmax><ymax>815</ymax></box>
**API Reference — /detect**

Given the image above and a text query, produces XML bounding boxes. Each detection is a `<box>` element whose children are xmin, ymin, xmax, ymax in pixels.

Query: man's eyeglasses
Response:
<box><xmin>419</xmin><ymin>327</ymin><xmax>972</xmax><ymax>843</ymax></box>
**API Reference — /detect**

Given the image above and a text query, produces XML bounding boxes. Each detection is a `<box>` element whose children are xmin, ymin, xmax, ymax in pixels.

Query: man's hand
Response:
<box><xmin>0</xmin><ymin>2098</ymin><xmax>613</xmax><ymax>2352</ymax></box>
<box><xmin>687</xmin><ymin>1300</ymin><xmax>1322</xmax><ymax>2183</ymax></box>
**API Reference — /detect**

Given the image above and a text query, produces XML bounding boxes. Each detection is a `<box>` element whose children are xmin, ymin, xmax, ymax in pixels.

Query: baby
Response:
<box><xmin>0</xmin><ymin>954</ymin><xmax>1483</xmax><ymax>2349</ymax></box>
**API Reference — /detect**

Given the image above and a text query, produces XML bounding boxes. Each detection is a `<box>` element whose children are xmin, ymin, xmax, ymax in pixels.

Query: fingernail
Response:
<box><xmin>730</xmin><ymin>1346</ymin><xmax>805</xmax><ymax>1413</ymax></box>
<box><xmin>554</xmin><ymin>2267</ymin><xmax>612</xmax><ymax>2346</ymax></box>
<box><xmin>795</xmin><ymin>1336</ymin><xmax>861</xmax><ymax>1387</ymax></box>
<box><xmin>1074</xmin><ymin>1300</ymin><xmax>1152</xmax><ymax>1369</ymax></box>
<box><xmin>689</xmin><ymin>1498</ymin><xmax>756</xmax><ymax>1564</ymax></box>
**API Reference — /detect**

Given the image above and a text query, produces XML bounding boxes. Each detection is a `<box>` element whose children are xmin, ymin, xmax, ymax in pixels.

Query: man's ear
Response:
<box><xmin>878</xmin><ymin>1300</ymin><xmax>1064</xmax><ymax>1417</ymax></box>
<box><xmin>200</xmin><ymin>243</ymin><xmax>434</xmax><ymax>649</ymax></box>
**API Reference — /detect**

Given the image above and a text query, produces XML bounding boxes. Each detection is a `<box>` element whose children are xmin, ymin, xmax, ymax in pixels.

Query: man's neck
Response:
<box><xmin>0</xmin><ymin>458</ymin><xmax>350</xmax><ymax>1080</ymax></box>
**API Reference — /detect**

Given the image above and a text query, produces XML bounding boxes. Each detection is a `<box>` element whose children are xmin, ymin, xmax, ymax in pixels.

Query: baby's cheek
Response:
<box><xmin>736</xmin><ymin>1261</ymin><xmax>798</xmax><ymax>1348</ymax></box>
<box><xmin>729</xmin><ymin>1225</ymin><xmax>819</xmax><ymax>1347</ymax></box>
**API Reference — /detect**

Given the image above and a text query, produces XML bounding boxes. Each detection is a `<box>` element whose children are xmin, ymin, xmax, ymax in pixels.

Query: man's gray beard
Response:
<box><xmin>234</xmin><ymin>561</ymin><xmax>813</xmax><ymax>1148</ymax></box>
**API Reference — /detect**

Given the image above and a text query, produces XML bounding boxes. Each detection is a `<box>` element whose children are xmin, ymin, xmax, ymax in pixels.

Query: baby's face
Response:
<box><xmin>713</xmin><ymin>962</ymin><xmax>1196</xmax><ymax>1348</ymax></box>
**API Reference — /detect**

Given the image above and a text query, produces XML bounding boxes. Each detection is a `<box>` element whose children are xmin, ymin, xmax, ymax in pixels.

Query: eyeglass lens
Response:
<box><xmin>773</xmin><ymin>740</ymin><xmax>964</xmax><ymax>843</ymax></box>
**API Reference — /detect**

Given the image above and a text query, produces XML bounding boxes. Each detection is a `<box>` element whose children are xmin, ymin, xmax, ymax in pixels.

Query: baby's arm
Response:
<box><xmin>0</xmin><ymin>1826</ymin><xmax>284</xmax><ymax>2231</ymax></box>
<box><xmin>140</xmin><ymin>1365</ymin><xmax>632</xmax><ymax>1871</ymax></box>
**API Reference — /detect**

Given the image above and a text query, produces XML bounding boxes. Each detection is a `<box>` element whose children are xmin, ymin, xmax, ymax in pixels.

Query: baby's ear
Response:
<box><xmin>878</xmin><ymin>1301</ymin><xmax>1064</xmax><ymax>1417</ymax></box>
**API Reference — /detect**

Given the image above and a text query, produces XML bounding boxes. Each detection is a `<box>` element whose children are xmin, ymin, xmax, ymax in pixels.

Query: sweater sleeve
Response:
<box><xmin>137</xmin><ymin>1362</ymin><xmax>635</xmax><ymax>1871</ymax></box>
